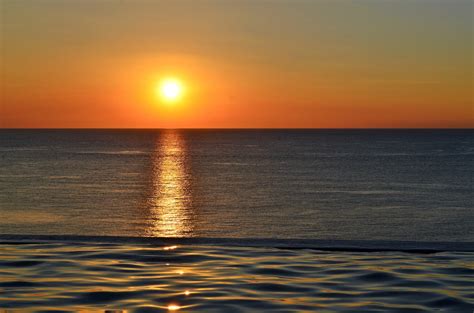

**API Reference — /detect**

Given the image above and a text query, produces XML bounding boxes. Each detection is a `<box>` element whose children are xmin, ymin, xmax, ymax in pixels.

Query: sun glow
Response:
<box><xmin>158</xmin><ymin>78</ymin><xmax>183</xmax><ymax>103</ymax></box>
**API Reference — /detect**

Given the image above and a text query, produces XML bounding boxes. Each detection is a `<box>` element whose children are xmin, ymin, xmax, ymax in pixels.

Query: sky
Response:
<box><xmin>1</xmin><ymin>0</ymin><xmax>472</xmax><ymax>128</ymax></box>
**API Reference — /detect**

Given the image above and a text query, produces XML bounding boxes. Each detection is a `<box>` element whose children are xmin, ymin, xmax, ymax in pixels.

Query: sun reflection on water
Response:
<box><xmin>147</xmin><ymin>131</ymin><xmax>192</xmax><ymax>237</ymax></box>
<box><xmin>163</xmin><ymin>245</ymin><xmax>179</xmax><ymax>250</ymax></box>
<box><xmin>167</xmin><ymin>303</ymin><xmax>181</xmax><ymax>311</ymax></box>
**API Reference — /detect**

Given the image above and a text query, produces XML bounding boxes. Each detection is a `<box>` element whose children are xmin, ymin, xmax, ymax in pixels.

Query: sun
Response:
<box><xmin>157</xmin><ymin>78</ymin><xmax>183</xmax><ymax>103</ymax></box>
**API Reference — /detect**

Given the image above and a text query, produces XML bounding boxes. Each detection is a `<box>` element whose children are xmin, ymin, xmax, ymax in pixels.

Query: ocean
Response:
<box><xmin>1</xmin><ymin>129</ymin><xmax>472</xmax><ymax>241</ymax></box>
<box><xmin>1</xmin><ymin>129</ymin><xmax>473</xmax><ymax>312</ymax></box>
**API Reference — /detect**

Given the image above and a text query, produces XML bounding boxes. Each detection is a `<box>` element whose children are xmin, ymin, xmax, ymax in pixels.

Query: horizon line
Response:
<box><xmin>0</xmin><ymin>127</ymin><xmax>473</xmax><ymax>131</ymax></box>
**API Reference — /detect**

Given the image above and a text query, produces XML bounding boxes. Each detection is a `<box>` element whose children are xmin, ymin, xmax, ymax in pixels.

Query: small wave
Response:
<box><xmin>0</xmin><ymin>234</ymin><xmax>472</xmax><ymax>252</ymax></box>
<box><xmin>312</xmin><ymin>190</ymin><xmax>406</xmax><ymax>195</ymax></box>
<box><xmin>0</xmin><ymin>174</ymin><xmax>41</xmax><ymax>178</ymax></box>
<box><xmin>0</xmin><ymin>147</ymin><xmax>48</xmax><ymax>152</ymax></box>
<box><xmin>48</xmin><ymin>175</ymin><xmax>81</xmax><ymax>180</ymax></box>
<box><xmin>213</xmin><ymin>162</ymin><xmax>251</xmax><ymax>166</ymax></box>
<box><xmin>0</xmin><ymin>213</ymin><xmax>65</xmax><ymax>224</ymax></box>
<box><xmin>75</xmin><ymin>150</ymin><xmax>148</xmax><ymax>155</ymax></box>
<box><xmin>0</xmin><ymin>239</ymin><xmax>472</xmax><ymax>312</ymax></box>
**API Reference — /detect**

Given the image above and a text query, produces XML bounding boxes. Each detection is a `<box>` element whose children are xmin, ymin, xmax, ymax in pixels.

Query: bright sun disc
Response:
<box><xmin>159</xmin><ymin>78</ymin><xmax>183</xmax><ymax>102</ymax></box>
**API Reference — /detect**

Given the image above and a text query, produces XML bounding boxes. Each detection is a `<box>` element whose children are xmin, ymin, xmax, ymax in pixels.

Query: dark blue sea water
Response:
<box><xmin>0</xmin><ymin>129</ymin><xmax>473</xmax><ymax>242</ymax></box>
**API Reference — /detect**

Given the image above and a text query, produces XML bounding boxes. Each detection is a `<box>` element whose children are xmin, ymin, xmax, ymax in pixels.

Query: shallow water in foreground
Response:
<box><xmin>0</xmin><ymin>241</ymin><xmax>473</xmax><ymax>312</ymax></box>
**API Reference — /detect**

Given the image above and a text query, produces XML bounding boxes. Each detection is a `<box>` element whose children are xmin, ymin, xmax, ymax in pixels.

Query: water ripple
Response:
<box><xmin>0</xmin><ymin>241</ymin><xmax>473</xmax><ymax>312</ymax></box>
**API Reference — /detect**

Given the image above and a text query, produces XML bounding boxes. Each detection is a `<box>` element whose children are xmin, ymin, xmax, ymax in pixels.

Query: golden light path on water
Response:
<box><xmin>147</xmin><ymin>130</ymin><xmax>192</xmax><ymax>237</ymax></box>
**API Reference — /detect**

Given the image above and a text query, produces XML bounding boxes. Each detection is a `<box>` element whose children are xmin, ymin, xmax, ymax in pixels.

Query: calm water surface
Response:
<box><xmin>0</xmin><ymin>129</ymin><xmax>472</xmax><ymax>241</ymax></box>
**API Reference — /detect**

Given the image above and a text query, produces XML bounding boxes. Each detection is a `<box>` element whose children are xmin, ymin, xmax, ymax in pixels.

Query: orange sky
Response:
<box><xmin>1</xmin><ymin>0</ymin><xmax>472</xmax><ymax>128</ymax></box>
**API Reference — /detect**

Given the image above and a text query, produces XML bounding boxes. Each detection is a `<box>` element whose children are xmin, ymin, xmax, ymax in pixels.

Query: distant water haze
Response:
<box><xmin>0</xmin><ymin>129</ymin><xmax>472</xmax><ymax>242</ymax></box>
